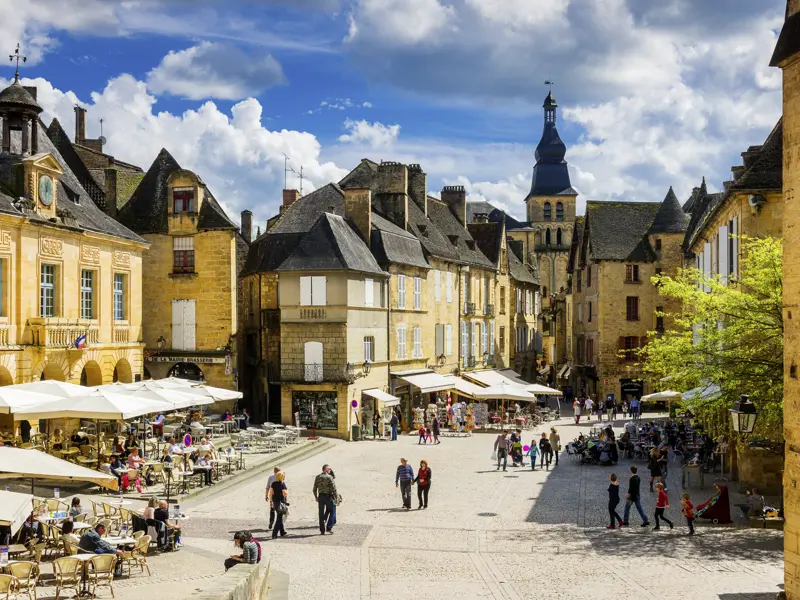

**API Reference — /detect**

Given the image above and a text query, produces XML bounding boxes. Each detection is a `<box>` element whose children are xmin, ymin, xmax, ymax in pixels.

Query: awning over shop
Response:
<box><xmin>362</xmin><ymin>388</ymin><xmax>401</xmax><ymax>407</ymax></box>
<box><xmin>441</xmin><ymin>375</ymin><xmax>484</xmax><ymax>399</ymax></box>
<box><xmin>463</xmin><ymin>369</ymin><xmax>515</xmax><ymax>387</ymax></box>
<box><xmin>399</xmin><ymin>372</ymin><xmax>454</xmax><ymax>394</ymax></box>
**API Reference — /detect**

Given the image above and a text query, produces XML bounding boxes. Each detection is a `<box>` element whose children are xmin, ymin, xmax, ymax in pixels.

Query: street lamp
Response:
<box><xmin>438</xmin><ymin>353</ymin><xmax>446</xmax><ymax>366</ymax></box>
<box><xmin>730</xmin><ymin>394</ymin><xmax>758</xmax><ymax>440</ymax></box>
<box><xmin>362</xmin><ymin>360</ymin><xmax>372</xmax><ymax>376</ymax></box>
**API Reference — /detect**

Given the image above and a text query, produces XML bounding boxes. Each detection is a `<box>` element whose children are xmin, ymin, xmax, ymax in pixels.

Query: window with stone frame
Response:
<box><xmin>656</xmin><ymin>307</ymin><xmax>664</xmax><ymax>331</ymax></box>
<box><xmin>363</xmin><ymin>336</ymin><xmax>375</xmax><ymax>363</ymax></box>
<box><xmin>543</xmin><ymin>202</ymin><xmax>552</xmax><ymax>220</ymax></box>
<box><xmin>113</xmin><ymin>273</ymin><xmax>126</xmax><ymax>321</ymax></box>
<box><xmin>499</xmin><ymin>287</ymin><xmax>506</xmax><ymax>314</ymax></box>
<box><xmin>625</xmin><ymin>264</ymin><xmax>640</xmax><ymax>282</ymax></box>
<box><xmin>397</xmin><ymin>274</ymin><xmax>406</xmax><ymax>309</ymax></box>
<box><xmin>397</xmin><ymin>325</ymin><xmax>407</xmax><ymax>359</ymax></box>
<box><xmin>626</xmin><ymin>296</ymin><xmax>639</xmax><ymax>321</ymax></box>
<box><xmin>173</xmin><ymin>236</ymin><xmax>195</xmax><ymax>273</ymax></box>
<box><xmin>40</xmin><ymin>264</ymin><xmax>57</xmax><ymax>318</ymax></box>
<box><xmin>556</xmin><ymin>202</ymin><xmax>564</xmax><ymax>221</ymax></box>
<box><xmin>499</xmin><ymin>326</ymin><xmax>505</xmax><ymax>354</ymax></box>
<box><xmin>445</xmin><ymin>323</ymin><xmax>453</xmax><ymax>356</ymax></box>
<box><xmin>172</xmin><ymin>187</ymin><xmax>195</xmax><ymax>214</ymax></box>
<box><xmin>413</xmin><ymin>327</ymin><xmax>422</xmax><ymax>358</ymax></box>
<box><xmin>80</xmin><ymin>269</ymin><xmax>95</xmax><ymax>320</ymax></box>
<box><xmin>586</xmin><ymin>265</ymin><xmax>592</xmax><ymax>287</ymax></box>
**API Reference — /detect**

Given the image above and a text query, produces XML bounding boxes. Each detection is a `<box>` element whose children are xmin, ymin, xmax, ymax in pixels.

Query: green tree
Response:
<box><xmin>640</xmin><ymin>235</ymin><xmax>783</xmax><ymax>439</ymax></box>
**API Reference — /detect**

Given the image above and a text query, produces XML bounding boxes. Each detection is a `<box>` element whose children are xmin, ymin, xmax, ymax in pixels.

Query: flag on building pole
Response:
<box><xmin>74</xmin><ymin>333</ymin><xmax>87</xmax><ymax>350</ymax></box>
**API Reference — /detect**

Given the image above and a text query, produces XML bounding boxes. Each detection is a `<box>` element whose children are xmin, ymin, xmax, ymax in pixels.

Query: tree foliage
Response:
<box><xmin>640</xmin><ymin>236</ymin><xmax>783</xmax><ymax>439</ymax></box>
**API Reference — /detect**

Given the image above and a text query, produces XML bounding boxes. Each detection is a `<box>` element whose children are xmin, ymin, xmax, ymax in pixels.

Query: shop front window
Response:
<box><xmin>292</xmin><ymin>390</ymin><xmax>338</xmax><ymax>430</ymax></box>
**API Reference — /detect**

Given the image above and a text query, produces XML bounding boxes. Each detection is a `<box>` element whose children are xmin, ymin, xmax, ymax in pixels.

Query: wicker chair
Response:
<box><xmin>119</xmin><ymin>534</ymin><xmax>151</xmax><ymax>578</ymax></box>
<box><xmin>0</xmin><ymin>574</ymin><xmax>18</xmax><ymax>600</ymax></box>
<box><xmin>87</xmin><ymin>554</ymin><xmax>117</xmax><ymax>598</ymax></box>
<box><xmin>53</xmin><ymin>556</ymin><xmax>82</xmax><ymax>600</ymax></box>
<box><xmin>8</xmin><ymin>561</ymin><xmax>39</xmax><ymax>600</ymax></box>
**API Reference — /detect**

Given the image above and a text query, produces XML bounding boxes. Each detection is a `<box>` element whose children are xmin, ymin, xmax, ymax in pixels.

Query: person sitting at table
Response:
<box><xmin>51</xmin><ymin>428</ymin><xmax>64</xmax><ymax>450</ymax></box>
<box><xmin>222</xmin><ymin>409</ymin><xmax>233</xmax><ymax>422</ymax></box>
<box><xmin>111</xmin><ymin>435</ymin><xmax>124</xmax><ymax>455</ymax></box>
<box><xmin>109</xmin><ymin>454</ymin><xmax>125</xmax><ymax>486</ymax></box>
<box><xmin>124</xmin><ymin>433</ymin><xmax>139</xmax><ymax>457</ymax></box>
<box><xmin>61</xmin><ymin>520</ymin><xmax>81</xmax><ymax>547</ymax></box>
<box><xmin>154</xmin><ymin>500</ymin><xmax>181</xmax><ymax>550</ymax></box>
<box><xmin>242</xmin><ymin>408</ymin><xmax>250</xmax><ymax>429</ymax></box>
<box><xmin>192</xmin><ymin>453</ymin><xmax>214</xmax><ymax>486</ymax></box>
<box><xmin>168</xmin><ymin>437</ymin><xmax>183</xmax><ymax>455</ymax></box>
<box><xmin>78</xmin><ymin>523</ymin><xmax>123</xmax><ymax>576</ymax></box>
<box><xmin>69</xmin><ymin>497</ymin><xmax>83</xmax><ymax>518</ymax></box>
<box><xmin>160</xmin><ymin>446</ymin><xmax>173</xmax><ymax>463</ymax></box>
<box><xmin>200</xmin><ymin>434</ymin><xmax>216</xmax><ymax>453</ymax></box>
<box><xmin>127</xmin><ymin>447</ymin><xmax>145</xmax><ymax>470</ymax></box>
<box><xmin>143</xmin><ymin>497</ymin><xmax>158</xmax><ymax>520</ymax></box>
<box><xmin>152</xmin><ymin>413</ymin><xmax>165</xmax><ymax>438</ymax></box>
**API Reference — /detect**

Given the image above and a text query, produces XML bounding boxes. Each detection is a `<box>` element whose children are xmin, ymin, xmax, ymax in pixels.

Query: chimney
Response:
<box><xmin>241</xmin><ymin>209</ymin><xmax>253</xmax><ymax>242</ymax></box>
<box><xmin>441</xmin><ymin>185</ymin><xmax>467</xmax><ymax>228</ymax></box>
<box><xmin>74</xmin><ymin>106</ymin><xmax>87</xmax><ymax>144</ymax></box>
<box><xmin>474</xmin><ymin>213</ymin><xmax>489</xmax><ymax>224</ymax></box>
<box><xmin>407</xmin><ymin>164</ymin><xmax>428</xmax><ymax>216</ymax></box>
<box><xmin>344</xmin><ymin>188</ymin><xmax>372</xmax><ymax>246</ymax></box>
<box><xmin>374</xmin><ymin>162</ymin><xmax>409</xmax><ymax>230</ymax></box>
<box><xmin>282</xmin><ymin>189</ymin><xmax>300</xmax><ymax>207</ymax></box>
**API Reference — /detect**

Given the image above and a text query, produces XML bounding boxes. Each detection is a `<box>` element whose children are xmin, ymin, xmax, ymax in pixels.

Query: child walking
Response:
<box><xmin>539</xmin><ymin>433</ymin><xmax>552</xmax><ymax>471</ymax></box>
<box><xmin>425</xmin><ymin>426</ymin><xmax>433</xmax><ymax>444</ymax></box>
<box><xmin>607</xmin><ymin>473</ymin><xmax>624</xmax><ymax>529</ymax></box>
<box><xmin>653</xmin><ymin>482</ymin><xmax>674</xmax><ymax>530</ymax></box>
<box><xmin>418</xmin><ymin>426</ymin><xmax>426</xmax><ymax>445</ymax></box>
<box><xmin>681</xmin><ymin>492</ymin><xmax>695</xmax><ymax>535</ymax></box>
<box><xmin>526</xmin><ymin>442</ymin><xmax>540</xmax><ymax>470</ymax></box>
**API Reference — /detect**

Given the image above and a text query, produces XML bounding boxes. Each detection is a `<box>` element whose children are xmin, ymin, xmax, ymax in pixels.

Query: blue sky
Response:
<box><xmin>2</xmin><ymin>0</ymin><xmax>786</xmax><ymax>227</ymax></box>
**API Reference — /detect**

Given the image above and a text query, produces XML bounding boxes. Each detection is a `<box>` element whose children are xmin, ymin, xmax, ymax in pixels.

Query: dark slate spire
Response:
<box><xmin>526</xmin><ymin>91</ymin><xmax>576</xmax><ymax>200</ymax></box>
<box><xmin>649</xmin><ymin>186</ymin><xmax>690</xmax><ymax>234</ymax></box>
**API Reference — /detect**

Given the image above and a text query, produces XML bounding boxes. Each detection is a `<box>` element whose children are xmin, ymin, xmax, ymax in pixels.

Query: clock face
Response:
<box><xmin>38</xmin><ymin>175</ymin><xmax>54</xmax><ymax>207</ymax></box>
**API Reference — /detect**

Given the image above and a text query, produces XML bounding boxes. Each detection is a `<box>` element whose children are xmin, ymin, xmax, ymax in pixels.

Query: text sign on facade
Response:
<box><xmin>145</xmin><ymin>356</ymin><xmax>226</xmax><ymax>364</ymax></box>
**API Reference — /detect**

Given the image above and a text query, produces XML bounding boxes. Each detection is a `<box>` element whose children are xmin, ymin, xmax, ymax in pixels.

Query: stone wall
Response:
<box><xmin>737</xmin><ymin>445</ymin><xmax>784</xmax><ymax>495</ymax></box>
<box><xmin>194</xmin><ymin>563</ymin><xmax>265</xmax><ymax>600</ymax></box>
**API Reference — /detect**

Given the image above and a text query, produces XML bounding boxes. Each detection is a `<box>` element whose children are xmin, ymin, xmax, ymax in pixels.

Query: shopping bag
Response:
<box><xmin>491</xmin><ymin>451</ymin><xmax>497</xmax><ymax>460</ymax></box>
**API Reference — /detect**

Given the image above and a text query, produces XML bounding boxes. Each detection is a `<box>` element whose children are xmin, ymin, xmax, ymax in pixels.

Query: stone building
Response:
<box><xmin>241</xmin><ymin>160</ymin><xmax>540</xmax><ymax>438</ymax></box>
<box><xmin>0</xmin><ymin>75</ymin><xmax>146</xmax><ymax>416</ymax></box>
<box><xmin>568</xmin><ymin>192</ymin><xmax>688</xmax><ymax>402</ymax></box>
<box><xmin>116</xmin><ymin>148</ymin><xmax>247</xmax><ymax>394</ymax></box>
<box><xmin>771</xmin><ymin>1</ymin><xmax>800</xmax><ymax>596</ymax></box>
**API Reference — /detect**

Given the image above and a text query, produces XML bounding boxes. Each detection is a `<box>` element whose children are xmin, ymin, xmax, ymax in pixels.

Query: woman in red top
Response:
<box><xmin>414</xmin><ymin>460</ymin><xmax>432</xmax><ymax>509</ymax></box>
<box><xmin>653</xmin><ymin>482</ymin><xmax>674</xmax><ymax>530</ymax></box>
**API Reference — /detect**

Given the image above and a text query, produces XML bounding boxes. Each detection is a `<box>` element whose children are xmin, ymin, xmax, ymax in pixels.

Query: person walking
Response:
<box><xmin>265</xmin><ymin>466</ymin><xmax>281</xmax><ymax>530</ymax></box>
<box><xmin>494</xmin><ymin>431</ymin><xmax>509</xmax><ymax>471</ymax></box>
<box><xmin>607</xmin><ymin>473</ymin><xmax>624</xmax><ymax>530</ymax></box>
<box><xmin>622</xmin><ymin>465</ymin><xmax>650</xmax><ymax>527</ymax></box>
<box><xmin>584</xmin><ymin>396</ymin><xmax>594</xmax><ymax>422</ymax></box>
<box><xmin>268</xmin><ymin>471</ymin><xmax>288</xmax><ymax>538</ymax></box>
<box><xmin>573</xmin><ymin>399</ymin><xmax>582</xmax><ymax>424</ymax></box>
<box><xmin>653</xmin><ymin>482</ymin><xmax>674</xmax><ymax>530</ymax></box>
<box><xmin>395</xmin><ymin>458</ymin><xmax>415</xmax><ymax>510</ymax></box>
<box><xmin>390</xmin><ymin>412</ymin><xmax>399</xmax><ymax>441</ymax></box>
<box><xmin>630</xmin><ymin>397</ymin><xmax>640</xmax><ymax>420</ymax></box>
<box><xmin>681</xmin><ymin>492</ymin><xmax>695</xmax><ymax>535</ymax></box>
<box><xmin>526</xmin><ymin>442</ymin><xmax>540</xmax><ymax>470</ymax></box>
<box><xmin>372</xmin><ymin>412</ymin><xmax>380</xmax><ymax>440</ymax></box>
<box><xmin>313</xmin><ymin>464</ymin><xmax>338</xmax><ymax>535</ymax></box>
<box><xmin>605</xmin><ymin>396</ymin><xmax>614</xmax><ymax>422</ymax></box>
<box><xmin>414</xmin><ymin>460</ymin><xmax>431</xmax><ymax>509</ymax></box>
<box><xmin>648</xmin><ymin>448</ymin><xmax>664</xmax><ymax>492</ymax></box>
<box><xmin>539</xmin><ymin>433</ymin><xmax>552</xmax><ymax>471</ymax></box>
<box><xmin>432</xmin><ymin>417</ymin><xmax>441</xmax><ymax>445</ymax></box>
<box><xmin>549</xmin><ymin>427</ymin><xmax>560</xmax><ymax>466</ymax></box>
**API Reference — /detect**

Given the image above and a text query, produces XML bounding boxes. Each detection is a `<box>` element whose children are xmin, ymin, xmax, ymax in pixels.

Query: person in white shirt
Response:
<box><xmin>584</xmin><ymin>397</ymin><xmax>594</xmax><ymax>416</ymax></box>
<box><xmin>573</xmin><ymin>400</ymin><xmax>582</xmax><ymax>424</ymax></box>
<box><xmin>265</xmin><ymin>466</ymin><xmax>281</xmax><ymax>530</ymax></box>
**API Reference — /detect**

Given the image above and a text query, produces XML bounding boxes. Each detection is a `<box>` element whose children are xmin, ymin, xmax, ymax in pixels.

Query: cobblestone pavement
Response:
<box><xmin>170</xmin><ymin>416</ymin><xmax>784</xmax><ymax>600</ymax></box>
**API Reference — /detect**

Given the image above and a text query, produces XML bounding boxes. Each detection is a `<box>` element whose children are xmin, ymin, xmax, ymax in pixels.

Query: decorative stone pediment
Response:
<box><xmin>22</xmin><ymin>153</ymin><xmax>64</xmax><ymax>177</ymax></box>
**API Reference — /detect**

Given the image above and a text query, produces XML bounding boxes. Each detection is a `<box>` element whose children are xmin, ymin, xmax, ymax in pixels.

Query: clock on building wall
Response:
<box><xmin>38</xmin><ymin>175</ymin><xmax>54</xmax><ymax>207</ymax></box>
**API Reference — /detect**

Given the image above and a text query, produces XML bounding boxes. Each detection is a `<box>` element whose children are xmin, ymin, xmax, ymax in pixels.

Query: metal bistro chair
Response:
<box><xmin>53</xmin><ymin>556</ymin><xmax>83</xmax><ymax>600</ymax></box>
<box><xmin>87</xmin><ymin>554</ymin><xmax>117</xmax><ymax>599</ymax></box>
<box><xmin>8</xmin><ymin>561</ymin><xmax>39</xmax><ymax>600</ymax></box>
<box><xmin>119</xmin><ymin>534</ymin><xmax>152</xmax><ymax>578</ymax></box>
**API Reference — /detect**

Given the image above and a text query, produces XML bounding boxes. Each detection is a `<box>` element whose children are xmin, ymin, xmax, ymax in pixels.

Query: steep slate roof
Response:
<box><xmin>277</xmin><ymin>213</ymin><xmax>384</xmax><ymax>275</ymax></box>
<box><xmin>0</xmin><ymin>119</ymin><xmax>145</xmax><ymax>243</ymax></box>
<box><xmin>467</xmin><ymin>221</ymin><xmax>502</xmax><ymax>264</ymax></box>
<box><xmin>466</xmin><ymin>201</ymin><xmax>497</xmax><ymax>222</ymax></box>
<box><xmin>424</xmin><ymin>199</ymin><xmax>495</xmax><ymax>268</ymax></box>
<box><xmin>567</xmin><ymin>216</ymin><xmax>584</xmax><ymax>273</ymax></box>
<box><xmin>46</xmin><ymin>118</ymin><xmax>109</xmax><ymax>209</ymax></box>
<box><xmin>770</xmin><ymin>9</ymin><xmax>800</xmax><ymax>66</ymax></box>
<box><xmin>118</xmin><ymin>148</ymin><xmax>237</xmax><ymax>235</ymax></box>
<box><xmin>370</xmin><ymin>212</ymin><xmax>429</xmax><ymax>269</ymax></box>
<box><xmin>0</xmin><ymin>80</ymin><xmax>41</xmax><ymax>111</ymax></box>
<box><xmin>338</xmin><ymin>159</ymin><xmax>378</xmax><ymax>189</ymax></box>
<box><xmin>584</xmin><ymin>202</ymin><xmax>660</xmax><ymax>261</ymax></box>
<box><xmin>269</xmin><ymin>183</ymin><xmax>344</xmax><ymax>235</ymax></box>
<box><xmin>508</xmin><ymin>245</ymin><xmax>538</xmax><ymax>284</ymax></box>
<box><xmin>648</xmin><ymin>187</ymin><xmax>690</xmax><ymax>234</ymax></box>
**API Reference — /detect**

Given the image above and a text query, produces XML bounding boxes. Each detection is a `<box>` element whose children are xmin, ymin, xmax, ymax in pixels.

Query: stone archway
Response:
<box><xmin>167</xmin><ymin>362</ymin><xmax>204</xmax><ymax>382</ymax></box>
<box><xmin>113</xmin><ymin>359</ymin><xmax>133</xmax><ymax>383</ymax></box>
<box><xmin>41</xmin><ymin>363</ymin><xmax>67</xmax><ymax>382</ymax></box>
<box><xmin>79</xmin><ymin>360</ymin><xmax>103</xmax><ymax>387</ymax></box>
<box><xmin>0</xmin><ymin>366</ymin><xmax>13</xmax><ymax>386</ymax></box>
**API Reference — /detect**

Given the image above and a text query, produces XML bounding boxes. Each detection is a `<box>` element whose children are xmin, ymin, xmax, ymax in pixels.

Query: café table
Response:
<box><xmin>60</xmin><ymin>448</ymin><xmax>81</xmax><ymax>460</ymax></box>
<box><xmin>104</xmin><ymin>535</ymin><xmax>136</xmax><ymax>547</ymax></box>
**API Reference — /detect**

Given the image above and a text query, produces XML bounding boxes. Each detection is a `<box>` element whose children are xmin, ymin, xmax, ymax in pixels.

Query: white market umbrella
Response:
<box><xmin>14</xmin><ymin>389</ymin><xmax>172</xmax><ymax>421</ymax></box>
<box><xmin>12</xmin><ymin>381</ymin><xmax>94</xmax><ymax>398</ymax></box>
<box><xmin>0</xmin><ymin>490</ymin><xmax>34</xmax><ymax>534</ymax></box>
<box><xmin>475</xmin><ymin>382</ymin><xmax>535</xmax><ymax>402</ymax></box>
<box><xmin>119</xmin><ymin>377</ymin><xmax>241</xmax><ymax>401</ymax></box>
<box><xmin>0</xmin><ymin>447</ymin><xmax>118</xmax><ymax>491</ymax></box>
<box><xmin>641</xmin><ymin>390</ymin><xmax>682</xmax><ymax>402</ymax></box>
<box><xmin>98</xmin><ymin>382</ymin><xmax>214</xmax><ymax>410</ymax></box>
<box><xmin>525</xmin><ymin>383</ymin><xmax>563</xmax><ymax>396</ymax></box>
<box><xmin>0</xmin><ymin>388</ymin><xmax>61</xmax><ymax>415</ymax></box>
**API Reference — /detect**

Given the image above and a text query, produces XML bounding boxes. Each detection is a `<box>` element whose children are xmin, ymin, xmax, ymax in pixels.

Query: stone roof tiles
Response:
<box><xmin>584</xmin><ymin>201</ymin><xmax>660</xmax><ymax>262</ymax></box>
<box><xmin>648</xmin><ymin>187</ymin><xmax>690</xmax><ymax>234</ymax></box>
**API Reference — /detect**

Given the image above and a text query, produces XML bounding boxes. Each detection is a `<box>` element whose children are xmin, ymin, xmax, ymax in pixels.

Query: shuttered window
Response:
<box><xmin>499</xmin><ymin>326</ymin><xmax>505</xmax><ymax>354</ymax></box>
<box><xmin>626</xmin><ymin>296</ymin><xmax>639</xmax><ymax>321</ymax></box>
<box><xmin>446</xmin><ymin>271</ymin><xmax>453</xmax><ymax>303</ymax></box>
<box><xmin>364</xmin><ymin>278</ymin><xmax>374</xmax><ymax>307</ymax></box>
<box><xmin>481</xmin><ymin>321</ymin><xmax>488</xmax><ymax>356</ymax></box>
<box><xmin>435</xmin><ymin>324</ymin><xmax>444</xmax><ymax>357</ymax></box>
<box><xmin>461</xmin><ymin>321</ymin><xmax>468</xmax><ymax>358</ymax></box>
<box><xmin>434</xmin><ymin>270</ymin><xmax>441</xmax><ymax>301</ymax></box>
<box><xmin>731</xmin><ymin>216</ymin><xmax>739</xmax><ymax>277</ymax></box>
<box><xmin>414</xmin><ymin>277</ymin><xmax>422</xmax><ymax>310</ymax></box>
<box><xmin>445</xmin><ymin>324</ymin><xmax>453</xmax><ymax>356</ymax></box>
<box><xmin>413</xmin><ymin>327</ymin><xmax>422</xmax><ymax>358</ymax></box>
<box><xmin>300</xmin><ymin>276</ymin><xmax>326</xmax><ymax>306</ymax></box>
<box><xmin>397</xmin><ymin>325</ymin><xmax>407</xmax><ymax>359</ymax></box>
<box><xmin>489</xmin><ymin>321</ymin><xmax>495</xmax><ymax>357</ymax></box>
<box><xmin>398</xmin><ymin>274</ymin><xmax>406</xmax><ymax>308</ymax></box>
<box><xmin>172</xmin><ymin>299</ymin><xmax>196</xmax><ymax>351</ymax></box>
<box><xmin>363</xmin><ymin>336</ymin><xmax>374</xmax><ymax>362</ymax></box>
<box><xmin>304</xmin><ymin>341</ymin><xmax>323</xmax><ymax>382</ymax></box>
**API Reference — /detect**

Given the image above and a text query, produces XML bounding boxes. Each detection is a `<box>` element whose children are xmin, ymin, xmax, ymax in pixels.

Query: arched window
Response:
<box><xmin>556</xmin><ymin>228</ymin><xmax>562</xmax><ymax>246</ymax></box>
<box><xmin>545</xmin><ymin>228</ymin><xmax>551</xmax><ymax>246</ymax></box>
<box><xmin>543</xmin><ymin>202</ymin><xmax>552</xmax><ymax>221</ymax></box>
<box><xmin>556</xmin><ymin>202</ymin><xmax>564</xmax><ymax>221</ymax></box>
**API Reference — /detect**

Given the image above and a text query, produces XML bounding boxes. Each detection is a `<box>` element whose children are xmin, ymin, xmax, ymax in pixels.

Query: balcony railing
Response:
<box><xmin>464</xmin><ymin>302</ymin><xmax>476</xmax><ymax>315</ymax></box>
<box><xmin>484</xmin><ymin>304</ymin><xmax>495</xmax><ymax>317</ymax></box>
<box><xmin>279</xmin><ymin>363</ymin><xmax>355</xmax><ymax>383</ymax></box>
<box><xmin>0</xmin><ymin>326</ymin><xmax>9</xmax><ymax>346</ymax></box>
<box><xmin>29</xmin><ymin>318</ymin><xmax>99</xmax><ymax>348</ymax></box>
<box><xmin>113</xmin><ymin>325</ymin><xmax>130</xmax><ymax>343</ymax></box>
<box><xmin>462</xmin><ymin>355</ymin><xmax>476</xmax><ymax>369</ymax></box>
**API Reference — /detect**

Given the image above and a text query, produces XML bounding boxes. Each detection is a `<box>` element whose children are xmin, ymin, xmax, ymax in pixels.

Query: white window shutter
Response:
<box><xmin>172</xmin><ymin>301</ymin><xmax>184</xmax><ymax>350</ymax></box>
<box><xmin>434</xmin><ymin>270</ymin><xmax>441</xmax><ymax>301</ymax></box>
<box><xmin>398</xmin><ymin>275</ymin><xmax>406</xmax><ymax>308</ymax></box>
<box><xmin>446</xmin><ymin>324</ymin><xmax>452</xmax><ymax>356</ymax></box>
<box><xmin>732</xmin><ymin>216</ymin><xmax>739</xmax><ymax>277</ymax></box>
<box><xmin>365</xmin><ymin>278</ymin><xmax>374</xmax><ymax>307</ymax></box>
<box><xmin>535</xmin><ymin>291</ymin><xmax>540</xmax><ymax>316</ymax></box>
<box><xmin>300</xmin><ymin>277</ymin><xmax>312</xmax><ymax>306</ymax></box>
<box><xmin>490</xmin><ymin>321</ymin><xmax>495</xmax><ymax>357</ymax></box>
<box><xmin>446</xmin><ymin>272</ymin><xmax>452</xmax><ymax>303</ymax></box>
<box><xmin>719</xmin><ymin>225</ymin><xmax>729</xmax><ymax>284</ymax></box>
<box><xmin>481</xmin><ymin>322</ymin><xmax>487</xmax><ymax>354</ymax></box>
<box><xmin>183</xmin><ymin>300</ymin><xmax>196</xmax><ymax>351</ymax></box>
<box><xmin>311</xmin><ymin>276</ymin><xmax>326</xmax><ymax>306</ymax></box>
<box><xmin>703</xmin><ymin>243</ymin><xmax>712</xmax><ymax>292</ymax></box>
<box><xmin>435</xmin><ymin>324</ymin><xmax>444</xmax><ymax>356</ymax></box>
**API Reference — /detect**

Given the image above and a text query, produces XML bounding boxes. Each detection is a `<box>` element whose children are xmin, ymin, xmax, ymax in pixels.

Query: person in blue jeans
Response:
<box><xmin>390</xmin><ymin>413</ymin><xmax>399</xmax><ymax>441</ymax></box>
<box><xmin>313</xmin><ymin>464</ymin><xmax>338</xmax><ymax>534</ymax></box>
<box><xmin>494</xmin><ymin>431</ymin><xmax>509</xmax><ymax>471</ymax></box>
<box><xmin>622</xmin><ymin>465</ymin><xmax>651</xmax><ymax>527</ymax></box>
<box><xmin>77</xmin><ymin>523</ymin><xmax>123</xmax><ymax>575</ymax></box>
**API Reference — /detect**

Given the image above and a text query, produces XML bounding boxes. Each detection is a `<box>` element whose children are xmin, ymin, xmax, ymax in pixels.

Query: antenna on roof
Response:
<box><xmin>98</xmin><ymin>118</ymin><xmax>107</xmax><ymax>147</ymax></box>
<box><xmin>281</xmin><ymin>153</ymin><xmax>304</xmax><ymax>195</ymax></box>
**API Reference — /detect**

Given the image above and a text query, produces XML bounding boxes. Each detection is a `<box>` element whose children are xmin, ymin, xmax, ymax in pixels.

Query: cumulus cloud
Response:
<box><xmin>338</xmin><ymin>119</ymin><xmax>400</xmax><ymax>148</ymax></box>
<box><xmin>146</xmin><ymin>42</ymin><xmax>286</xmax><ymax>100</ymax></box>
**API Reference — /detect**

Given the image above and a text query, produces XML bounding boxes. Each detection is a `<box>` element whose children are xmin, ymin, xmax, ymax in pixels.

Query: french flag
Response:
<box><xmin>74</xmin><ymin>333</ymin><xmax>87</xmax><ymax>350</ymax></box>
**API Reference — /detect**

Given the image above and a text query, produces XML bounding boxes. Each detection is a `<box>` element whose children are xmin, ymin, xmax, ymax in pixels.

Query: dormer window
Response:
<box><xmin>173</xmin><ymin>187</ymin><xmax>195</xmax><ymax>214</ymax></box>
<box><xmin>466</xmin><ymin>240</ymin><xmax>476</xmax><ymax>251</ymax></box>
<box><xmin>447</xmin><ymin>234</ymin><xmax>459</xmax><ymax>246</ymax></box>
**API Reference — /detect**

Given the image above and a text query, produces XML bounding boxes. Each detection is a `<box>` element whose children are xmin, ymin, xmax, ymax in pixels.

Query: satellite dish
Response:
<box><xmin>98</xmin><ymin>135</ymin><xmax>107</xmax><ymax>146</ymax></box>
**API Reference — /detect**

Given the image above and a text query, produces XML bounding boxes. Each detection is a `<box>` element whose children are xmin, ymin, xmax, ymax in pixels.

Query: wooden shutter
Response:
<box><xmin>300</xmin><ymin>277</ymin><xmax>312</xmax><ymax>306</ymax></box>
<box><xmin>312</xmin><ymin>276</ymin><xmax>326</xmax><ymax>306</ymax></box>
<box><xmin>183</xmin><ymin>300</ymin><xmax>196</xmax><ymax>351</ymax></box>
<box><xmin>435</xmin><ymin>324</ymin><xmax>444</xmax><ymax>356</ymax></box>
<box><xmin>718</xmin><ymin>225</ymin><xmax>729</xmax><ymax>284</ymax></box>
<box><xmin>703</xmin><ymin>242</ymin><xmax>712</xmax><ymax>291</ymax></box>
<box><xmin>446</xmin><ymin>324</ymin><xmax>452</xmax><ymax>356</ymax></box>
<box><xmin>490</xmin><ymin>321</ymin><xmax>495</xmax><ymax>357</ymax></box>
<box><xmin>171</xmin><ymin>301</ymin><xmax>184</xmax><ymax>350</ymax></box>
<box><xmin>446</xmin><ymin>272</ymin><xmax>452</xmax><ymax>302</ymax></box>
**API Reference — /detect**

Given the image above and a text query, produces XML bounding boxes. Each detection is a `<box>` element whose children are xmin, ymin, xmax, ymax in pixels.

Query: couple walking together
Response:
<box><xmin>395</xmin><ymin>458</ymin><xmax>432</xmax><ymax>509</ymax></box>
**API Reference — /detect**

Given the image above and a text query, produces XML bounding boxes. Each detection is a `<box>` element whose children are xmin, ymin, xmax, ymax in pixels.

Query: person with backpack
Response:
<box><xmin>539</xmin><ymin>433</ymin><xmax>552</xmax><ymax>471</ymax></box>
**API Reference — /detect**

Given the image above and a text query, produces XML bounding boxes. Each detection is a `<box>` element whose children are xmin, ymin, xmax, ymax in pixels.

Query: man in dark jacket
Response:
<box><xmin>78</xmin><ymin>523</ymin><xmax>123</xmax><ymax>575</ymax></box>
<box><xmin>622</xmin><ymin>465</ymin><xmax>650</xmax><ymax>526</ymax></box>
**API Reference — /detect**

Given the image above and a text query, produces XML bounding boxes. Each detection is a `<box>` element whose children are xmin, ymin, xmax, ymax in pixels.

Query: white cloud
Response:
<box><xmin>146</xmin><ymin>42</ymin><xmax>286</xmax><ymax>100</ymax></box>
<box><xmin>338</xmin><ymin>119</ymin><xmax>400</xmax><ymax>148</ymax></box>
<box><xmin>346</xmin><ymin>0</ymin><xmax>456</xmax><ymax>46</ymax></box>
<box><xmin>362</xmin><ymin>101</ymin><xmax>373</xmax><ymax>108</ymax></box>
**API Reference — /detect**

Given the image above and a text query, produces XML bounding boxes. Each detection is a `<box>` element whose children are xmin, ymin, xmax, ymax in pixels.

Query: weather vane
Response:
<box><xmin>544</xmin><ymin>80</ymin><xmax>554</xmax><ymax>91</ymax></box>
<box><xmin>9</xmin><ymin>43</ymin><xmax>26</xmax><ymax>82</ymax></box>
